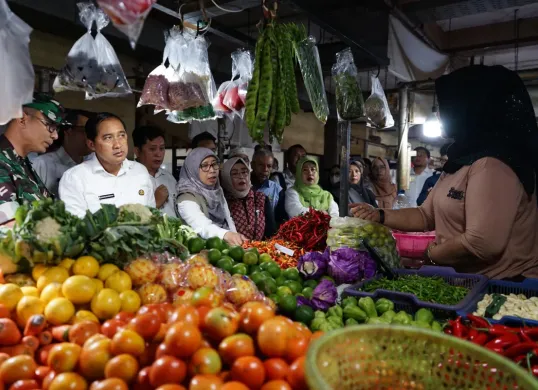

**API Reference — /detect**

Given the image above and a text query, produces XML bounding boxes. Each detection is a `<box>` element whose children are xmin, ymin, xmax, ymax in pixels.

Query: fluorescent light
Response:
<box><xmin>423</xmin><ymin>114</ymin><xmax>442</xmax><ymax>137</ymax></box>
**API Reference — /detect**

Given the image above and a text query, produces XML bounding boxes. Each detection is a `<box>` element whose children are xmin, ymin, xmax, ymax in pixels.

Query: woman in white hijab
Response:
<box><xmin>221</xmin><ymin>157</ymin><xmax>276</xmax><ymax>240</ymax></box>
<box><xmin>176</xmin><ymin>148</ymin><xmax>247</xmax><ymax>245</ymax></box>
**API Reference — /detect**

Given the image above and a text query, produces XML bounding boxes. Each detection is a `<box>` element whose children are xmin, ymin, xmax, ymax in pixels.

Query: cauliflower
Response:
<box><xmin>118</xmin><ymin>204</ymin><xmax>153</xmax><ymax>224</ymax></box>
<box><xmin>34</xmin><ymin>217</ymin><xmax>62</xmax><ymax>242</ymax></box>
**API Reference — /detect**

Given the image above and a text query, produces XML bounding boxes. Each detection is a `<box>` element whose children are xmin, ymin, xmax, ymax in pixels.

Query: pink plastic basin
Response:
<box><xmin>393</xmin><ymin>231</ymin><xmax>436</xmax><ymax>259</ymax></box>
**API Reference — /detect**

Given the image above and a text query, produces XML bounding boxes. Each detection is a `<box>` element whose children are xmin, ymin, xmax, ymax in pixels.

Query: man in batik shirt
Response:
<box><xmin>0</xmin><ymin>93</ymin><xmax>68</xmax><ymax>224</ymax></box>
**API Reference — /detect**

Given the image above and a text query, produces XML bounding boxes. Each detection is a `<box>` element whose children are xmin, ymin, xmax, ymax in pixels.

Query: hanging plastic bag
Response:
<box><xmin>53</xmin><ymin>3</ymin><xmax>99</xmax><ymax>95</ymax></box>
<box><xmin>332</xmin><ymin>48</ymin><xmax>364</xmax><ymax>121</ymax></box>
<box><xmin>294</xmin><ymin>36</ymin><xmax>329</xmax><ymax>124</ymax></box>
<box><xmin>96</xmin><ymin>0</ymin><xmax>156</xmax><ymax>48</ymax></box>
<box><xmin>223</xmin><ymin>49</ymin><xmax>252</xmax><ymax>120</ymax></box>
<box><xmin>87</xmin><ymin>7</ymin><xmax>132</xmax><ymax>99</ymax></box>
<box><xmin>213</xmin><ymin>81</ymin><xmax>233</xmax><ymax>119</ymax></box>
<box><xmin>138</xmin><ymin>32</ymin><xmax>172</xmax><ymax>112</ymax></box>
<box><xmin>365</xmin><ymin>74</ymin><xmax>394</xmax><ymax>129</ymax></box>
<box><xmin>166</xmin><ymin>30</ymin><xmax>216</xmax><ymax>123</ymax></box>
<box><xmin>0</xmin><ymin>0</ymin><xmax>34</xmax><ymax>125</ymax></box>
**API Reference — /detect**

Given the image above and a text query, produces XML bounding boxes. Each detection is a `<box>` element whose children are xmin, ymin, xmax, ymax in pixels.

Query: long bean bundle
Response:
<box><xmin>245</xmin><ymin>20</ymin><xmax>300</xmax><ymax>143</ymax></box>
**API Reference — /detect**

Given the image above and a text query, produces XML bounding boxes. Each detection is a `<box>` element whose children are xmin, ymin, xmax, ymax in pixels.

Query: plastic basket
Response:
<box><xmin>305</xmin><ymin>325</ymin><xmax>538</xmax><ymax>390</ymax></box>
<box><xmin>344</xmin><ymin>266</ymin><xmax>488</xmax><ymax>317</ymax></box>
<box><xmin>457</xmin><ymin>278</ymin><xmax>538</xmax><ymax>327</ymax></box>
<box><xmin>393</xmin><ymin>232</ymin><xmax>435</xmax><ymax>258</ymax></box>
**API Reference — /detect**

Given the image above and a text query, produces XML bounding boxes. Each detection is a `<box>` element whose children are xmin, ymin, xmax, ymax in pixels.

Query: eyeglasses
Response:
<box><xmin>28</xmin><ymin>113</ymin><xmax>58</xmax><ymax>134</ymax></box>
<box><xmin>200</xmin><ymin>161</ymin><xmax>220</xmax><ymax>172</ymax></box>
<box><xmin>231</xmin><ymin>170</ymin><xmax>249</xmax><ymax>179</ymax></box>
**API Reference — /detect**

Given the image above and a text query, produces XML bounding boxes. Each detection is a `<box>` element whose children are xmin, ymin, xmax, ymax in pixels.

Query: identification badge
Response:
<box><xmin>98</xmin><ymin>194</ymin><xmax>115</xmax><ymax>200</ymax></box>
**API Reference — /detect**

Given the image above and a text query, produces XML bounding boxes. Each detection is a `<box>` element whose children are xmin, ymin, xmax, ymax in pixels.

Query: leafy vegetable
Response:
<box><xmin>305</xmin><ymin>279</ymin><xmax>337</xmax><ymax>311</ymax></box>
<box><xmin>297</xmin><ymin>251</ymin><xmax>328</xmax><ymax>280</ymax></box>
<box><xmin>327</xmin><ymin>248</ymin><xmax>376</xmax><ymax>284</ymax></box>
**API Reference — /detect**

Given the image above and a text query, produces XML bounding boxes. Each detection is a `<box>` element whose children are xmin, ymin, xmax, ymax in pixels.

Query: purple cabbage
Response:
<box><xmin>297</xmin><ymin>251</ymin><xmax>329</xmax><ymax>279</ymax></box>
<box><xmin>310</xmin><ymin>279</ymin><xmax>337</xmax><ymax>311</ymax></box>
<box><xmin>296</xmin><ymin>295</ymin><xmax>313</xmax><ymax>308</ymax></box>
<box><xmin>328</xmin><ymin>248</ymin><xmax>377</xmax><ymax>284</ymax></box>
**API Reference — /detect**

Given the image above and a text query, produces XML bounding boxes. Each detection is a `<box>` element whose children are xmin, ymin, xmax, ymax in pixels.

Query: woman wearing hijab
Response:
<box><xmin>220</xmin><ymin>157</ymin><xmax>276</xmax><ymax>240</ymax></box>
<box><xmin>352</xmin><ymin>65</ymin><xmax>538</xmax><ymax>280</ymax></box>
<box><xmin>370</xmin><ymin>157</ymin><xmax>397</xmax><ymax>208</ymax></box>
<box><xmin>330</xmin><ymin>160</ymin><xmax>377</xmax><ymax>210</ymax></box>
<box><xmin>176</xmin><ymin>148</ymin><xmax>247</xmax><ymax>245</ymax></box>
<box><xmin>285</xmin><ymin>156</ymin><xmax>339</xmax><ymax>218</ymax></box>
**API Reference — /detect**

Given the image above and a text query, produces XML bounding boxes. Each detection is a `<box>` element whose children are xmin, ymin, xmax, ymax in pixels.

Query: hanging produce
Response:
<box><xmin>213</xmin><ymin>49</ymin><xmax>253</xmax><ymax>120</ymax></box>
<box><xmin>332</xmin><ymin>48</ymin><xmax>364</xmax><ymax>121</ymax></box>
<box><xmin>287</xmin><ymin>24</ymin><xmax>329</xmax><ymax>124</ymax></box>
<box><xmin>96</xmin><ymin>0</ymin><xmax>156</xmax><ymax>48</ymax></box>
<box><xmin>245</xmin><ymin>2</ymin><xmax>300</xmax><ymax>143</ymax></box>
<box><xmin>53</xmin><ymin>3</ymin><xmax>131</xmax><ymax>99</ymax></box>
<box><xmin>364</xmin><ymin>73</ymin><xmax>395</xmax><ymax>128</ymax></box>
<box><xmin>167</xmin><ymin>28</ymin><xmax>217</xmax><ymax>124</ymax></box>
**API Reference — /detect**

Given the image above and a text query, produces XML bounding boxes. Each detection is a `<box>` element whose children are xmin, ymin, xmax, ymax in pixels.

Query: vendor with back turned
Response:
<box><xmin>352</xmin><ymin>65</ymin><xmax>538</xmax><ymax>280</ymax></box>
<box><xmin>286</xmin><ymin>156</ymin><xmax>339</xmax><ymax>218</ymax></box>
<box><xmin>59</xmin><ymin>113</ymin><xmax>156</xmax><ymax>217</ymax></box>
<box><xmin>0</xmin><ymin>94</ymin><xmax>67</xmax><ymax>224</ymax></box>
<box><xmin>176</xmin><ymin>148</ymin><xmax>247</xmax><ymax>245</ymax></box>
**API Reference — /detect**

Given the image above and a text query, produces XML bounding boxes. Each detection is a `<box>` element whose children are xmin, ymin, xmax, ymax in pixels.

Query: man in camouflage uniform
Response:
<box><xmin>0</xmin><ymin>93</ymin><xmax>68</xmax><ymax>224</ymax></box>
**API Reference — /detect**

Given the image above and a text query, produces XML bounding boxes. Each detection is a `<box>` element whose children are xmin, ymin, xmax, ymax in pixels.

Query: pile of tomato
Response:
<box><xmin>0</xmin><ymin>299</ymin><xmax>319</xmax><ymax>390</ymax></box>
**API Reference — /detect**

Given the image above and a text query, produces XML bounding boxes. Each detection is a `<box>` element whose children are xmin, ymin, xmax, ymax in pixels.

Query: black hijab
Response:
<box><xmin>349</xmin><ymin>159</ymin><xmax>377</xmax><ymax>207</ymax></box>
<box><xmin>436</xmin><ymin>65</ymin><xmax>538</xmax><ymax>198</ymax></box>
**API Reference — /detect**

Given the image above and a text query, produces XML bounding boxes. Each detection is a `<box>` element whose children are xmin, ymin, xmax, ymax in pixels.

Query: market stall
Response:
<box><xmin>2</xmin><ymin>0</ymin><xmax>538</xmax><ymax>389</ymax></box>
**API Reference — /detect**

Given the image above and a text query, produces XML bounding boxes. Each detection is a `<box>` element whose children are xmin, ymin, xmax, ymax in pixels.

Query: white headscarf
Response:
<box><xmin>221</xmin><ymin>157</ymin><xmax>251</xmax><ymax>199</ymax></box>
<box><xmin>177</xmin><ymin>147</ymin><xmax>228</xmax><ymax>228</ymax></box>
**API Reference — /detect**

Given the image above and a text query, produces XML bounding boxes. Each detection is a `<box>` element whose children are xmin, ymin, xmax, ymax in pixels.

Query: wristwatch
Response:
<box><xmin>379</xmin><ymin>209</ymin><xmax>385</xmax><ymax>225</ymax></box>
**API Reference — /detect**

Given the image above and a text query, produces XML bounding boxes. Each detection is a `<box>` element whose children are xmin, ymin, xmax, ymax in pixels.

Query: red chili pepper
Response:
<box><xmin>484</xmin><ymin>333</ymin><xmax>521</xmax><ymax>350</ymax></box>
<box><xmin>471</xmin><ymin>332</ymin><xmax>489</xmax><ymax>346</ymax></box>
<box><xmin>451</xmin><ymin>317</ymin><xmax>466</xmax><ymax>338</ymax></box>
<box><xmin>521</xmin><ymin>327</ymin><xmax>538</xmax><ymax>340</ymax></box>
<box><xmin>503</xmin><ymin>342</ymin><xmax>538</xmax><ymax>359</ymax></box>
<box><xmin>467</xmin><ymin>314</ymin><xmax>490</xmax><ymax>328</ymax></box>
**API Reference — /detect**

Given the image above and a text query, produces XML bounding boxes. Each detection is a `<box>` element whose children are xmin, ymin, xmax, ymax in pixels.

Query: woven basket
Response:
<box><xmin>306</xmin><ymin>325</ymin><xmax>538</xmax><ymax>390</ymax></box>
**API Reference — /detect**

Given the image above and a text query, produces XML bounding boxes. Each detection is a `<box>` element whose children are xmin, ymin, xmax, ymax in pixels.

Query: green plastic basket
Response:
<box><xmin>306</xmin><ymin>325</ymin><xmax>538</xmax><ymax>390</ymax></box>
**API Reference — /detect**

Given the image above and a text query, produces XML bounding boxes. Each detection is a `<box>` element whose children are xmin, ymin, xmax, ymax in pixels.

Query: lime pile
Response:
<box><xmin>189</xmin><ymin>236</ymin><xmax>317</xmax><ymax>324</ymax></box>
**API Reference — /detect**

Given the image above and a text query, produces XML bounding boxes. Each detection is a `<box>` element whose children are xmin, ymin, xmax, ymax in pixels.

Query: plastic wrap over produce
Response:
<box><xmin>332</xmin><ymin>48</ymin><xmax>365</xmax><ymax>121</ymax></box>
<box><xmin>327</xmin><ymin>217</ymin><xmax>400</xmax><ymax>269</ymax></box>
<box><xmin>294</xmin><ymin>36</ymin><xmax>329</xmax><ymax>124</ymax></box>
<box><xmin>167</xmin><ymin>30</ymin><xmax>217</xmax><ymax>124</ymax></box>
<box><xmin>124</xmin><ymin>253</ymin><xmax>274</xmax><ymax>309</ymax></box>
<box><xmin>96</xmin><ymin>0</ymin><xmax>156</xmax><ymax>48</ymax></box>
<box><xmin>365</xmin><ymin>74</ymin><xmax>395</xmax><ymax>129</ymax></box>
<box><xmin>0</xmin><ymin>0</ymin><xmax>35</xmax><ymax>125</ymax></box>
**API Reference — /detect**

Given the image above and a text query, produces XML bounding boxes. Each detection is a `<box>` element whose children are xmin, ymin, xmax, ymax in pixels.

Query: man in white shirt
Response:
<box><xmin>406</xmin><ymin>146</ymin><xmax>434</xmax><ymax>207</ymax></box>
<box><xmin>32</xmin><ymin>109</ymin><xmax>94</xmax><ymax>196</ymax></box>
<box><xmin>132</xmin><ymin>126</ymin><xmax>177</xmax><ymax>217</ymax></box>
<box><xmin>283</xmin><ymin>144</ymin><xmax>306</xmax><ymax>189</ymax></box>
<box><xmin>59</xmin><ymin>112</ymin><xmax>155</xmax><ymax>218</ymax></box>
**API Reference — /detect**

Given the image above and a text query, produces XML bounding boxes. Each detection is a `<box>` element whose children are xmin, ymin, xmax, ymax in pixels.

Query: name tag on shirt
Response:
<box><xmin>98</xmin><ymin>194</ymin><xmax>115</xmax><ymax>200</ymax></box>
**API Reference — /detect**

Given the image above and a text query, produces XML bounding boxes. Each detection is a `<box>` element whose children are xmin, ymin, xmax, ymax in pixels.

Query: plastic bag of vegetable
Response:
<box><xmin>166</xmin><ymin>30</ymin><xmax>217</xmax><ymax>123</ymax></box>
<box><xmin>364</xmin><ymin>74</ymin><xmax>394</xmax><ymax>129</ymax></box>
<box><xmin>223</xmin><ymin>49</ymin><xmax>252</xmax><ymax>120</ymax></box>
<box><xmin>87</xmin><ymin>7</ymin><xmax>132</xmax><ymax>99</ymax></box>
<box><xmin>0</xmin><ymin>0</ymin><xmax>34</xmax><ymax>125</ymax></box>
<box><xmin>137</xmin><ymin>32</ymin><xmax>172</xmax><ymax>112</ymax></box>
<box><xmin>332</xmin><ymin>48</ymin><xmax>364</xmax><ymax>121</ymax></box>
<box><xmin>53</xmin><ymin>3</ymin><xmax>99</xmax><ymax>95</ymax></box>
<box><xmin>327</xmin><ymin>217</ymin><xmax>400</xmax><ymax>269</ymax></box>
<box><xmin>213</xmin><ymin>81</ymin><xmax>234</xmax><ymax>119</ymax></box>
<box><xmin>294</xmin><ymin>36</ymin><xmax>329</xmax><ymax>124</ymax></box>
<box><xmin>96</xmin><ymin>0</ymin><xmax>156</xmax><ymax>48</ymax></box>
